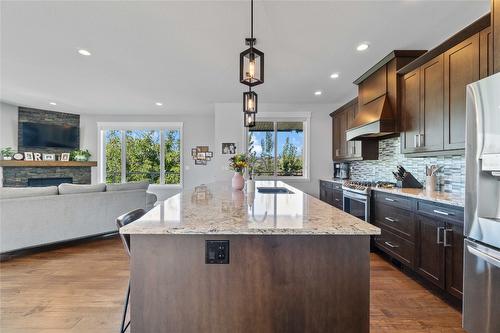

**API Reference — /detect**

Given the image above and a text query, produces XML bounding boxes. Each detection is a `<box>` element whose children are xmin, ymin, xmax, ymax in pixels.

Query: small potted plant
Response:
<box><xmin>228</xmin><ymin>153</ymin><xmax>248</xmax><ymax>191</ymax></box>
<box><xmin>0</xmin><ymin>147</ymin><xmax>14</xmax><ymax>160</ymax></box>
<box><xmin>70</xmin><ymin>149</ymin><xmax>91</xmax><ymax>162</ymax></box>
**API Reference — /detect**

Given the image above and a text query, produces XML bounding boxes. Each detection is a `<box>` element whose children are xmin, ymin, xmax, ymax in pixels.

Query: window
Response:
<box><xmin>247</xmin><ymin>114</ymin><xmax>309</xmax><ymax>179</ymax></box>
<box><xmin>99</xmin><ymin>123</ymin><xmax>182</xmax><ymax>186</ymax></box>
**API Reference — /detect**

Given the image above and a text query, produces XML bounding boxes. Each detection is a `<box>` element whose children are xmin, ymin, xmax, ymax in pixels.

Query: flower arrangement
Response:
<box><xmin>70</xmin><ymin>149</ymin><xmax>91</xmax><ymax>162</ymax></box>
<box><xmin>228</xmin><ymin>153</ymin><xmax>248</xmax><ymax>175</ymax></box>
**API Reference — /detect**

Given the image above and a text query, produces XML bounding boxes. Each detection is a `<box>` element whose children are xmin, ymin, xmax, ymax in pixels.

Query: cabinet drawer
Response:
<box><xmin>373</xmin><ymin>191</ymin><xmax>412</xmax><ymax>210</ymax></box>
<box><xmin>416</xmin><ymin>200</ymin><xmax>464</xmax><ymax>224</ymax></box>
<box><xmin>332</xmin><ymin>182</ymin><xmax>342</xmax><ymax>191</ymax></box>
<box><xmin>333</xmin><ymin>189</ymin><xmax>343</xmax><ymax>209</ymax></box>
<box><xmin>373</xmin><ymin>202</ymin><xmax>415</xmax><ymax>241</ymax></box>
<box><xmin>374</xmin><ymin>228</ymin><xmax>415</xmax><ymax>268</ymax></box>
<box><xmin>320</xmin><ymin>180</ymin><xmax>334</xmax><ymax>190</ymax></box>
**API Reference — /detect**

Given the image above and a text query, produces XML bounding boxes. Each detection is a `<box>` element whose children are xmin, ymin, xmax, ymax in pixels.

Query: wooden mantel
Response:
<box><xmin>0</xmin><ymin>161</ymin><xmax>97</xmax><ymax>167</ymax></box>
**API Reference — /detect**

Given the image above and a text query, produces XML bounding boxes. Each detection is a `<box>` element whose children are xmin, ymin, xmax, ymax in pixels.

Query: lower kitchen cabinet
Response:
<box><xmin>372</xmin><ymin>190</ymin><xmax>464</xmax><ymax>299</ymax></box>
<box><xmin>319</xmin><ymin>181</ymin><xmax>343</xmax><ymax>210</ymax></box>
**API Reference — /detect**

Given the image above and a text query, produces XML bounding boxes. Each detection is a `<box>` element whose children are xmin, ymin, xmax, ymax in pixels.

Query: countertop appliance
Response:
<box><xmin>334</xmin><ymin>162</ymin><xmax>350</xmax><ymax>179</ymax></box>
<box><xmin>342</xmin><ymin>180</ymin><xmax>395</xmax><ymax>222</ymax></box>
<box><xmin>463</xmin><ymin>72</ymin><xmax>500</xmax><ymax>333</ymax></box>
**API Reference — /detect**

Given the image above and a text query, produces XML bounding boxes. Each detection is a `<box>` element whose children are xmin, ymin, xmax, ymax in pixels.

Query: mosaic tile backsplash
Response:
<box><xmin>349</xmin><ymin>137</ymin><xmax>465</xmax><ymax>195</ymax></box>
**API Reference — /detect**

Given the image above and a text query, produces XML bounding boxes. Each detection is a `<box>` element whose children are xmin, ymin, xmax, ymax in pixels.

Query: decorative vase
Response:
<box><xmin>232</xmin><ymin>172</ymin><xmax>245</xmax><ymax>190</ymax></box>
<box><xmin>3</xmin><ymin>156</ymin><xmax>12</xmax><ymax>160</ymax></box>
<box><xmin>246</xmin><ymin>179</ymin><xmax>255</xmax><ymax>193</ymax></box>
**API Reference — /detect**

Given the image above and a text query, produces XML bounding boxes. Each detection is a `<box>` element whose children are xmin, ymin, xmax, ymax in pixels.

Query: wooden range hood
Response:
<box><xmin>346</xmin><ymin>50</ymin><xmax>426</xmax><ymax>141</ymax></box>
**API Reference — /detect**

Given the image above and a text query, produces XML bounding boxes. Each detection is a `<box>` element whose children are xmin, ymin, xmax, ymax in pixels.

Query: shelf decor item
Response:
<box><xmin>42</xmin><ymin>153</ymin><xmax>56</xmax><ymax>161</ymax></box>
<box><xmin>0</xmin><ymin>147</ymin><xmax>14</xmax><ymax>160</ymax></box>
<box><xmin>229</xmin><ymin>153</ymin><xmax>248</xmax><ymax>190</ymax></box>
<box><xmin>192</xmin><ymin>146</ymin><xmax>213</xmax><ymax>166</ymax></box>
<box><xmin>70</xmin><ymin>149</ymin><xmax>91</xmax><ymax>162</ymax></box>
<box><xmin>12</xmin><ymin>153</ymin><xmax>24</xmax><ymax>161</ymax></box>
<box><xmin>24</xmin><ymin>152</ymin><xmax>34</xmax><ymax>161</ymax></box>
<box><xmin>60</xmin><ymin>153</ymin><xmax>70</xmax><ymax>162</ymax></box>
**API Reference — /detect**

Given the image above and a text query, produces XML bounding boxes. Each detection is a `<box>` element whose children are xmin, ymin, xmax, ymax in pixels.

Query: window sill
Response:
<box><xmin>148</xmin><ymin>184</ymin><xmax>183</xmax><ymax>190</ymax></box>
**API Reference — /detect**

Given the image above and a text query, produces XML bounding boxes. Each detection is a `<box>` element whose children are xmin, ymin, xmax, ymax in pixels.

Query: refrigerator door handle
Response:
<box><xmin>467</xmin><ymin>244</ymin><xmax>500</xmax><ymax>268</ymax></box>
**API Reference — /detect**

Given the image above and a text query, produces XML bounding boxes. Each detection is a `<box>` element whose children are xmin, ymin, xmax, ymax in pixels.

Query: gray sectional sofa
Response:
<box><xmin>0</xmin><ymin>182</ymin><xmax>156</xmax><ymax>254</ymax></box>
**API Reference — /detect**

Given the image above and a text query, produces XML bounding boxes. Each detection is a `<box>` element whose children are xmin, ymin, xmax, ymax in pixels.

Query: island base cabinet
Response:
<box><xmin>130</xmin><ymin>234</ymin><xmax>371</xmax><ymax>333</ymax></box>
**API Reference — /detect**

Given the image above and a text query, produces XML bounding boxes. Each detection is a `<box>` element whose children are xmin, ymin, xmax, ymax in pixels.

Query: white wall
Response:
<box><xmin>214</xmin><ymin>103</ymin><xmax>337</xmax><ymax>197</ymax></box>
<box><xmin>0</xmin><ymin>102</ymin><xmax>18</xmax><ymax>150</ymax></box>
<box><xmin>80</xmin><ymin>113</ymin><xmax>216</xmax><ymax>200</ymax></box>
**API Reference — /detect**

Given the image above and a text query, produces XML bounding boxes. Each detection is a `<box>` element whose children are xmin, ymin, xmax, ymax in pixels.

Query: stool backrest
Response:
<box><xmin>116</xmin><ymin>208</ymin><xmax>146</xmax><ymax>256</ymax></box>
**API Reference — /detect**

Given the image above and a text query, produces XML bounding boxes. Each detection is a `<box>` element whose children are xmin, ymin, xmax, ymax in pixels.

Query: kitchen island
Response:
<box><xmin>120</xmin><ymin>181</ymin><xmax>380</xmax><ymax>333</ymax></box>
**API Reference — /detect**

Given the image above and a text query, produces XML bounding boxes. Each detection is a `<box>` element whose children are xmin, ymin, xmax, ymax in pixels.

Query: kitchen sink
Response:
<box><xmin>257</xmin><ymin>187</ymin><xmax>294</xmax><ymax>194</ymax></box>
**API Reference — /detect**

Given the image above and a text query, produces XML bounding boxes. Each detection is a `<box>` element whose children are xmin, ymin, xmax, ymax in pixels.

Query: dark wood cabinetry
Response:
<box><xmin>330</xmin><ymin>99</ymin><xmax>378</xmax><ymax>162</ymax></box>
<box><xmin>444</xmin><ymin>34</ymin><xmax>480</xmax><ymax>150</ymax></box>
<box><xmin>493</xmin><ymin>0</ymin><xmax>500</xmax><ymax>73</ymax></box>
<box><xmin>399</xmin><ymin>15</ymin><xmax>490</xmax><ymax>155</ymax></box>
<box><xmin>372</xmin><ymin>191</ymin><xmax>464</xmax><ymax>299</ymax></box>
<box><xmin>319</xmin><ymin>181</ymin><xmax>343</xmax><ymax>210</ymax></box>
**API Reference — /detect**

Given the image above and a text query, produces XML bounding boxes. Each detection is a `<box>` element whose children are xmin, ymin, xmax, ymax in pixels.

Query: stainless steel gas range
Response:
<box><xmin>342</xmin><ymin>180</ymin><xmax>395</xmax><ymax>222</ymax></box>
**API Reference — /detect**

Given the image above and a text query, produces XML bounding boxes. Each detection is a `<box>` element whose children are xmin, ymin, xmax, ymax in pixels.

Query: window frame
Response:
<box><xmin>97</xmin><ymin>122</ymin><xmax>183</xmax><ymax>188</ymax></box>
<box><xmin>245</xmin><ymin>112</ymin><xmax>311</xmax><ymax>181</ymax></box>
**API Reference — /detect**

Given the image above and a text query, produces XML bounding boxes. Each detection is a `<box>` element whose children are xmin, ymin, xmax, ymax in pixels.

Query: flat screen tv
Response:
<box><xmin>22</xmin><ymin>122</ymin><xmax>79</xmax><ymax>149</ymax></box>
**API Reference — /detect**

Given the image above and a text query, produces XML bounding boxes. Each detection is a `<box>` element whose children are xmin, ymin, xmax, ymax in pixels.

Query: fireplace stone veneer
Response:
<box><xmin>2</xmin><ymin>167</ymin><xmax>91</xmax><ymax>187</ymax></box>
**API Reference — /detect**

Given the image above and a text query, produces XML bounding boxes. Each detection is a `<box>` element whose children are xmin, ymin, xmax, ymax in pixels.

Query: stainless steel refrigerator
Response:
<box><xmin>463</xmin><ymin>72</ymin><xmax>500</xmax><ymax>333</ymax></box>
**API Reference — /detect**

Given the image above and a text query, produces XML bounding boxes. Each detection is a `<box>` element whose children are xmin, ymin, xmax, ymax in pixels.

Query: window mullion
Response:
<box><xmin>160</xmin><ymin>130</ymin><xmax>165</xmax><ymax>185</ymax></box>
<box><xmin>121</xmin><ymin>130</ymin><xmax>126</xmax><ymax>183</ymax></box>
<box><xmin>274</xmin><ymin>121</ymin><xmax>278</xmax><ymax>179</ymax></box>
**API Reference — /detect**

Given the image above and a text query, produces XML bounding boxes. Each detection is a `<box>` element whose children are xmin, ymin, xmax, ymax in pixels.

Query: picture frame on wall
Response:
<box><xmin>195</xmin><ymin>159</ymin><xmax>207</xmax><ymax>166</ymax></box>
<box><xmin>42</xmin><ymin>153</ymin><xmax>56</xmax><ymax>161</ymax></box>
<box><xmin>205</xmin><ymin>152</ymin><xmax>213</xmax><ymax>158</ymax></box>
<box><xmin>196</xmin><ymin>152</ymin><xmax>206</xmax><ymax>160</ymax></box>
<box><xmin>24</xmin><ymin>152</ymin><xmax>34</xmax><ymax>161</ymax></box>
<box><xmin>60</xmin><ymin>153</ymin><xmax>70</xmax><ymax>161</ymax></box>
<box><xmin>191</xmin><ymin>148</ymin><xmax>197</xmax><ymax>157</ymax></box>
<box><xmin>222</xmin><ymin>143</ymin><xmax>236</xmax><ymax>155</ymax></box>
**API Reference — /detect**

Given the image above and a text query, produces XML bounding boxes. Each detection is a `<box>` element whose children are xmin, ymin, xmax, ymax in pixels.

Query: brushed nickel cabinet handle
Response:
<box><xmin>335</xmin><ymin>149</ymin><xmax>339</xmax><ymax>156</ymax></box>
<box><xmin>384</xmin><ymin>241</ymin><xmax>399</xmax><ymax>248</ymax></box>
<box><xmin>436</xmin><ymin>227</ymin><xmax>444</xmax><ymax>244</ymax></box>
<box><xmin>385</xmin><ymin>217</ymin><xmax>396</xmax><ymax>222</ymax></box>
<box><xmin>385</xmin><ymin>198</ymin><xmax>396</xmax><ymax>202</ymax></box>
<box><xmin>419</xmin><ymin>133</ymin><xmax>424</xmax><ymax>147</ymax></box>
<box><xmin>433</xmin><ymin>209</ymin><xmax>453</xmax><ymax>216</ymax></box>
<box><xmin>414</xmin><ymin>134</ymin><xmax>418</xmax><ymax>148</ymax></box>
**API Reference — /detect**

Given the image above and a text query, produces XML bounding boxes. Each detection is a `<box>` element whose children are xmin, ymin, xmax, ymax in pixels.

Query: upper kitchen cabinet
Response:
<box><xmin>398</xmin><ymin>14</ymin><xmax>490</xmax><ymax>155</ymax></box>
<box><xmin>444</xmin><ymin>34</ymin><xmax>480</xmax><ymax>150</ymax></box>
<box><xmin>348</xmin><ymin>50</ymin><xmax>426</xmax><ymax>141</ymax></box>
<box><xmin>494</xmin><ymin>0</ymin><xmax>500</xmax><ymax>73</ymax></box>
<box><xmin>330</xmin><ymin>98</ymin><xmax>378</xmax><ymax>162</ymax></box>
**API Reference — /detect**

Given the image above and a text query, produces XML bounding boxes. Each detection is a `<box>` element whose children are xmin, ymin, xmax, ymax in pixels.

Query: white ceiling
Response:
<box><xmin>0</xmin><ymin>0</ymin><xmax>490</xmax><ymax>115</ymax></box>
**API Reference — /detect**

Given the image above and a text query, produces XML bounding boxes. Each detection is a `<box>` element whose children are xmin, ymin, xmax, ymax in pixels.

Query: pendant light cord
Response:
<box><xmin>250</xmin><ymin>0</ymin><xmax>254</xmax><ymax>45</ymax></box>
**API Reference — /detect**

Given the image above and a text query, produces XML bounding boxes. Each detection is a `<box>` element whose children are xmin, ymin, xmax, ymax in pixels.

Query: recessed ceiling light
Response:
<box><xmin>49</xmin><ymin>102</ymin><xmax>57</xmax><ymax>106</ymax></box>
<box><xmin>155</xmin><ymin>102</ymin><xmax>163</xmax><ymax>106</ymax></box>
<box><xmin>330</xmin><ymin>73</ymin><xmax>340</xmax><ymax>79</ymax></box>
<box><xmin>78</xmin><ymin>49</ymin><xmax>92</xmax><ymax>56</ymax></box>
<box><xmin>356</xmin><ymin>43</ymin><xmax>369</xmax><ymax>52</ymax></box>
<box><xmin>314</xmin><ymin>91</ymin><xmax>322</xmax><ymax>96</ymax></box>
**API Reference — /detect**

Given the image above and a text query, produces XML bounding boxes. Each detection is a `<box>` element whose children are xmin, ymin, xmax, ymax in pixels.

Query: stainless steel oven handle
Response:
<box><xmin>467</xmin><ymin>245</ymin><xmax>500</xmax><ymax>268</ymax></box>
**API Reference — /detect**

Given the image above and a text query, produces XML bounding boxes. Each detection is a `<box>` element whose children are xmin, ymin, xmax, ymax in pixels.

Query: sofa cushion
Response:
<box><xmin>106</xmin><ymin>181</ymin><xmax>149</xmax><ymax>192</ymax></box>
<box><xmin>58</xmin><ymin>183</ymin><xmax>106</xmax><ymax>195</ymax></box>
<box><xmin>0</xmin><ymin>186</ymin><xmax>59</xmax><ymax>199</ymax></box>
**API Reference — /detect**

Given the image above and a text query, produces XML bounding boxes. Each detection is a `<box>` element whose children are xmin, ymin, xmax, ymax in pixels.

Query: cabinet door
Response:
<box><xmin>338</xmin><ymin>110</ymin><xmax>347</xmax><ymax>158</ymax></box>
<box><xmin>401</xmin><ymin>68</ymin><xmax>421</xmax><ymax>153</ymax></box>
<box><xmin>445</xmin><ymin>223</ymin><xmax>464</xmax><ymax>299</ymax></box>
<box><xmin>444</xmin><ymin>34</ymin><xmax>480</xmax><ymax>150</ymax></box>
<box><xmin>416</xmin><ymin>214</ymin><xmax>445</xmax><ymax>288</ymax></box>
<box><xmin>320</xmin><ymin>185</ymin><xmax>327</xmax><ymax>203</ymax></box>
<box><xmin>346</xmin><ymin>104</ymin><xmax>356</xmax><ymax>158</ymax></box>
<box><xmin>479</xmin><ymin>26</ymin><xmax>493</xmax><ymax>79</ymax></box>
<box><xmin>420</xmin><ymin>55</ymin><xmax>444</xmax><ymax>152</ymax></box>
<box><xmin>332</xmin><ymin>114</ymin><xmax>341</xmax><ymax>160</ymax></box>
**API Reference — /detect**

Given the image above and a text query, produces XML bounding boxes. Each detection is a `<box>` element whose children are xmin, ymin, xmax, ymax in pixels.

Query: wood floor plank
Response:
<box><xmin>0</xmin><ymin>236</ymin><xmax>465</xmax><ymax>332</ymax></box>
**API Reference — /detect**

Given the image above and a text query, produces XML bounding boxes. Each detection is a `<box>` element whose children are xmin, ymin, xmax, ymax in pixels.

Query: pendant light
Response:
<box><xmin>244</xmin><ymin>112</ymin><xmax>256</xmax><ymax>128</ymax></box>
<box><xmin>240</xmin><ymin>0</ymin><xmax>264</xmax><ymax>87</ymax></box>
<box><xmin>243</xmin><ymin>88</ymin><xmax>258</xmax><ymax>113</ymax></box>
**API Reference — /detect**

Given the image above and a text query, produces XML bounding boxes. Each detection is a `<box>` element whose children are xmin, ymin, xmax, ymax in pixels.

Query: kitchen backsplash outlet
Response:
<box><xmin>349</xmin><ymin>137</ymin><xmax>465</xmax><ymax>195</ymax></box>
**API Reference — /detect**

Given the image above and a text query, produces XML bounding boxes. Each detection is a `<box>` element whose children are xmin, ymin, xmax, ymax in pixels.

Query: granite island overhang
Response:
<box><xmin>120</xmin><ymin>181</ymin><xmax>380</xmax><ymax>333</ymax></box>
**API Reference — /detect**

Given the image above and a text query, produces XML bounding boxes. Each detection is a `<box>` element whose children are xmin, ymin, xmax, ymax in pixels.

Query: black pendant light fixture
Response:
<box><xmin>240</xmin><ymin>0</ymin><xmax>264</xmax><ymax>128</ymax></box>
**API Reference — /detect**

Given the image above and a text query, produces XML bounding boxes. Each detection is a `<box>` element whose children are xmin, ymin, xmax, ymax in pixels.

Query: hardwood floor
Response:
<box><xmin>0</xmin><ymin>236</ymin><xmax>464</xmax><ymax>332</ymax></box>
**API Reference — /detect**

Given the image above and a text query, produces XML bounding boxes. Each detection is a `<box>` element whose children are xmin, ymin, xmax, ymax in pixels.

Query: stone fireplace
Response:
<box><xmin>2</xmin><ymin>166</ymin><xmax>91</xmax><ymax>187</ymax></box>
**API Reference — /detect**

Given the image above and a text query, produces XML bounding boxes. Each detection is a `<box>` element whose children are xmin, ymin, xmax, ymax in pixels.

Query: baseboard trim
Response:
<box><xmin>0</xmin><ymin>231</ymin><xmax>118</xmax><ymax>261</ymax></box>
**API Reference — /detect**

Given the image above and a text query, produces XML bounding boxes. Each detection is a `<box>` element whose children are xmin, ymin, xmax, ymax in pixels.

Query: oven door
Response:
<box><xmin>343</xmin><ymin>190</ymin><xmax>369</xmax><ymax>222</ymax></box>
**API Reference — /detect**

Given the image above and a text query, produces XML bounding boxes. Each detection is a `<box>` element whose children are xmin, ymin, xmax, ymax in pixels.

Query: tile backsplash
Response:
<box><xmin>349</xmin><ymin>137</ymin><xmax>465</xmax><ymax>195</ymax></box>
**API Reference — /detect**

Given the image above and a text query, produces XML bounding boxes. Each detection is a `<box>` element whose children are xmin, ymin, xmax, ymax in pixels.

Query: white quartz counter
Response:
<box><xmin>120</xmin><ymin>181</ymin><xmax>380</xmax><ymax>236</ymax></box>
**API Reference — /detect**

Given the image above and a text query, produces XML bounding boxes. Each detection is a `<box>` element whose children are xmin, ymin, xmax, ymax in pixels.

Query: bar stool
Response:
<box><xmin>116</xmin><ymin>208</ymin><xmax>146</xmax><ymax>333</ymax></box>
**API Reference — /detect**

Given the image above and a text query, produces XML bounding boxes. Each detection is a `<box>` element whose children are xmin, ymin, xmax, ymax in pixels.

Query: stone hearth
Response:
<box><xmin>2</xmin><ymin>166</ymin><xmax>91</xmax><ymax>187</ymax></box>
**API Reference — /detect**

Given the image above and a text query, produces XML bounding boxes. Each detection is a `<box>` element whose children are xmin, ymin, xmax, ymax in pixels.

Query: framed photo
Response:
<box><xmin>191</xmin><ymin>148</ymin><xmax>197</xmax><ymax>157</ymax></box>
<box><xmin>196</xmin><ymin>152</ymin><xmax>206</xmax><ymax>160</ymax></box>
<box><xmin>222</xmin><ymin>143</ymin><xmax>236</xmax><ymax>155</ymax></box>
<box><xmin>199</xmin><ymin>146</ymin><xmax>209</xmax><ymax>153</ymax></box>
<box><xmin>24</xmin><ymin>152</ymin><xmax>34</xmax><ymax>161</ymax></box>
<box><xmin>205</xmin><ymin>151</ymin><xmax>213</xmax><ymax>158</ymax></box>
<box><xmin>195</xmin><ymin>159</ymin><xmax>207</xmax><ymax>166</ymax></box>
<box><xmin>42</xmin><ymin>153</ymin><xmax>56</xmax><ymax>161</ymax></box>
<box><xmin>60</xmin><ymin>153</ymin><xmax>70</xmax><ymax>161</ymax></box>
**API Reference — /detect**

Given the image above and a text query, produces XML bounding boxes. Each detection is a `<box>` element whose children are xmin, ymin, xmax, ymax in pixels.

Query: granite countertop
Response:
<box><xmin>372</xmin><ymin>187</ymin><xmax>465</xmax><ymax>207</ymax></box>
<box><xmin>120</xmin><ymin>181</ymin><xmax>380</xmax><ymax>236</ymax></box>
<box><xmin>320</xmin><ymin>178</ymin><xmax>345</xmax><ymax>184</ymax></box>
